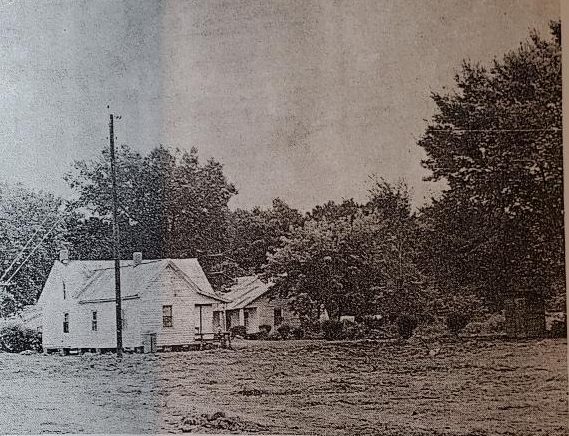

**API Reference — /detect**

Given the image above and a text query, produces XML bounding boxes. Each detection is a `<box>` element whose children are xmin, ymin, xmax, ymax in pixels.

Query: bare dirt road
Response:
<box><xmin>0</xmin><ymin>338</ymin><xmax>566</xmax><ymax>435</ymax></box>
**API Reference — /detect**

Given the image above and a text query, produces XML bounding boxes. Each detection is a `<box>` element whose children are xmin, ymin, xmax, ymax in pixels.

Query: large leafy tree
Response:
<box><xmin>367</xmin><ymin>179</ymin><xmax>425</xmax><ymax>318</ymax></box>
<box><xmin>264</xmin><ymin>181</ymin><xmax>424</xmax><ymax>321</ymax></box>
<box><xmin>226</xmin><ymin>198</ymin><xmax>304</xmax><ymax>275</ymax></box>
<box><xmin>0</xmin><ymin>183</ymin><xmax>65</xmax><ymax>316</ymax></box>
<box><xmin>264</xmin><ymin>211</ymin><xmax>382</xmax><ymax>320</ymax></box>
<box><xmin>66</xmin><ymin>145</ymin><xmax>237</xmax><ymax>270</ymax></box>
<box><xmin>419</xmin><ymin>22</ymin><xmax>563</xmax><ymax>308</ymax></box>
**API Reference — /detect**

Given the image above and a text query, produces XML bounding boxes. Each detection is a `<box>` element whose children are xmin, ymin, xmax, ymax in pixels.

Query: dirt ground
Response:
<box><xmin>0</xmin><ymin>338</ymin><xmax>566</xmax><ymax>435</ymax></box>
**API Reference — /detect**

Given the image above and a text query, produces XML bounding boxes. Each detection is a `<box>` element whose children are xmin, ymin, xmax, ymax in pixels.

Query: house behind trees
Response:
<box><xmin>215</xmin><ymin>275</ymin><xmax>300</xmax><ymax>334</ymax></box>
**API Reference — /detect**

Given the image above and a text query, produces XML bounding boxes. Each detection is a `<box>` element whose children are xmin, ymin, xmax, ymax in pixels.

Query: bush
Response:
<box><xmin>549</xmin><ymin>317</ymin><xmax>567</xmax><ymax>338</ymax></box>
<box><xmin>446</xmin><ymin>312</ymin><xmax>469</xmax><ymax>336</ymax></box>
<box><xmin>291</xmin><ymin>327</ymin><xmax>304</xmax><ymax>339</ymax></box>
<box><xmin>462</xmin><ymin>312</ymin><xmax>505</xmax><ymax>336</ymax></box>
<box><xmin>321</xmin><ymin>319</ymin><xmax>344</xmax><ymax>340</ymax></box>
<box><xmin>277</xmin><ymin>323</ymin><xmax>291</xmax><ymax>340</ymax></box>
<box><xmin>259</xmin><ymin>324</ymin><xmax>272</xmax><ymax>334</ymax></box>
<box><xmin>230</xmin><ymin>325</ymin><xmax>247</xmax><ymax>338</ymax></box>
<box><xmin>362</xmin><ymin>316</ymin><xmax>384</xmax><ymax>331</ymax></box>
<box><xmin>342</xmin><ymin>320</ymin><xmax>366</xmax><ymax>340</ymax></box>
<box><xmin>0</xmin><ymin>325</ymin><xmax>42</xmax><ymax>353</ymax></box>
<box><xmin>246</xmin><ymin>331</ymin><xmax>265</xmax><ymax>340</ymax></box>
<box><xmin>396</xmin><ymin>314</ymin><xmax>418</xmax><ymax>340</ymax></box>
<box><xmin>300</xmin><ymin>319</ymin><xmax>321</xmax><ymax>338</ymax></box>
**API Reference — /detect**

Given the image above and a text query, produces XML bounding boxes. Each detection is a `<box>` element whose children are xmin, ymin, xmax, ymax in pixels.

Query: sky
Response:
<box><xmin>0</xmin><ymin>0</ymin><xmax>560</xmax><ymax>211</ymax></box>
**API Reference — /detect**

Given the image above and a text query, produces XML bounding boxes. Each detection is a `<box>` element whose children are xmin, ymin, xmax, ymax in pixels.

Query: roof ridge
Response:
<box><xmin>168</xmin><ymin>260</ymin><xmax>230</xmax><ymax>302</ymax></box>
<box><xmin>69</xmin><ymin>259</ymin><xmax>164</xmax><ymax>272</ymax></box>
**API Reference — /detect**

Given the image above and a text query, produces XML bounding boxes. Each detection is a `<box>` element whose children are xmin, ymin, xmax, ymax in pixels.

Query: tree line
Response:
<box><xmin>0</xmin><ymin>22</ymin><xmax>563</xmax><ymax>324</ymax></box>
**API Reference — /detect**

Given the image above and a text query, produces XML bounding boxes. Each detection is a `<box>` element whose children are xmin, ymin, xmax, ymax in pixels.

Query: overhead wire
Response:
<box><xmin>0</xmin><ymin>213</ymin><xmax>55</xmax><ymax>283</ymax></box>
<box><xmin>5</xmin><ymin>213</ymin><xmax>68</xmax><ymax>284</ymax></box>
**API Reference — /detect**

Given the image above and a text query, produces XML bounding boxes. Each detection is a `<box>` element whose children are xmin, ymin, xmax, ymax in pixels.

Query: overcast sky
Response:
<box><xmin>0</xmin><ymin>0</ymin><xmax>559</xmax><ymax>210</ymax></box>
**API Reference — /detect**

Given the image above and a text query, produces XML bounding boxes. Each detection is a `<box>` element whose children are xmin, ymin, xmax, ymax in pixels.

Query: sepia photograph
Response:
<box><xmin>0</xmin><ymin>0</ymin><xmax>566</xmax><ymax>434</ymax></box>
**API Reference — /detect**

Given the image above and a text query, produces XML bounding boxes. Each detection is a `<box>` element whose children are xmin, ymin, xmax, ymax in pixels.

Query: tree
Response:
<box><xmin>65</xmin><ymin>145</ymin><xmax>238</xmax><ymax>286</ymax></box>
<box><xmin>367</xmin><ymin>178</ymin><xmax>425</xmax><ymax>320</ymax></box>
<box><xmin>226</xmin><ymin>198</ymin><xmax>304</xmax><ymax>275</ymax></box>
<box><xmin>264</xmin><ymin>180</ymin><xmax>425</xmax><ymax>322</ymax></box>
<box><xmin>264</xmin><ymin>211</ymin><xmax>381</xmax><ymax>321</ymax></box>
<box><xmin>307</xmin><ymin>199</ymin><xmax>360</xmax><ymax>222</ymax></box>
<box><xmin>419</xmin><ymin>22</ymin><xmax>563</xmax><ymax>309</ymax></box>
<box><xmin>0</xmin><ymin>183</ymin><xmax>65</xmax><ymax>316</ymax></box>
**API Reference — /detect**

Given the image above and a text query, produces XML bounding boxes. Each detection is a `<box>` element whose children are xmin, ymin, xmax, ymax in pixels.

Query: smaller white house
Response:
<box><xmin>214</xmin><ymin>276</ymin><xmax>300</xmax><ymax>335</ymax></box>
<box><xmin>37</xmin><ymin>251</ymin><xmax>229</xmax><ymax>352</ymax></box>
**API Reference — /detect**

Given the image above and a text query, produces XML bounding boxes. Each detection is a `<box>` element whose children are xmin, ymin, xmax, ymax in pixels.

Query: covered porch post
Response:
<box><xmin>238</xmin><ymin>308</ymin><xmax>245</xmax><ymax>326</ymax></box>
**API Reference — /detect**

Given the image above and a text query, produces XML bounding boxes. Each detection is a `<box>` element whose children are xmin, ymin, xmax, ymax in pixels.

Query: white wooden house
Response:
<box><xmin>37</xmin><ymin>251</ymin><xmax>229</xmax><ymax>352</ymax></box>
<box><xmin>214</xmin><ymin>275</ymin><xmax>300</xmax><ymax>334</ymax></box>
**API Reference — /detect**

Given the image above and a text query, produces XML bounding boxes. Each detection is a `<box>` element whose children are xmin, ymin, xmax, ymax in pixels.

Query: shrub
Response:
<box><xmin>291</xmin><ymin>327</ymin><xmax>304</xmax><ymax>339</ymax></box>
<box><xmin>300</xmin><ymin>319</ymin><xmax>321</xmax><ymax>338</ymax></box>
<box><xmin>462</xmin><ymin>312</ymin><xmax>505</xmax><ymax>336</ymax></box>
<box><xmin>321</xmin><ymin>319</ymin><xmax>344</xmax><ymax>340</ymax></box>
<box><xmin>0</xmin><ymin>325</ymin><xmax>42</xmax><ymax>353</ymax></box>
<box><xmin>342</xmin><ymin>320</ymin><xmax>366</xmax><ymax>340</ymax></box>
<box><xmin>259</xmin><ymin>324</ymin><xmax>272</xmax><ymax>334</ymax></box>
<box><xmin>246</xmin><ymin>331</ymin><xmax>266</xmax><ymax>340</ymax></box>
<box><xmin>230</xmin><ymin>325</ymin><xmax>247</xmax><ymax>338</ymax></box>
<box><xmin>446</xmin><ymin>312</ymin><xmax>469</xmax><ymax>336</ymax></box>
<box><xmin>396</xmin><ymin>314</ymin><xmax>418</xmax><ymax>340</ymax></box>
<box><xmin>549</xmin><ymin>317</ymin><xmax>567</xmax><ymax>338</ymax></box>
<box><xmin>277</xmin><ymin>323</ymin><xmax>291</xmax><ymax>340</ymax></box>
<box><xmin>362</xmin><ymin>316</ymin><xmax>384</xmax><ymax>331</ymax></box>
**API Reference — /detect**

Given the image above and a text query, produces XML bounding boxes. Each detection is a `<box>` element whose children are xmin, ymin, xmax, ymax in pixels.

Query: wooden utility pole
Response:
<box><xmin>109</xmin><ymin>113</ymin><xmax>123</xmax><ymax>357</ymax></box>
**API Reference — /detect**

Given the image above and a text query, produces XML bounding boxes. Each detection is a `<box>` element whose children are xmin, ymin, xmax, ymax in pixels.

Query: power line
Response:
<box><xmin>5</xmin><ymin>215</ymin><xmax>66</xmax><ymax>284</ymax></box>
<box><xmin>0</xmin><ymin>213</ymin><xmax>55</xmax><ymax>283</ymax></box>
<box><xmin>431</xmin><ymin>127</ymin><xmax>560</xmax><ymax>133</ymax></box>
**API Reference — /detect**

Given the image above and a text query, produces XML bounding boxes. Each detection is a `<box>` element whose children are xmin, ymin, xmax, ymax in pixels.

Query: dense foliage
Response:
<box><xmin>419</xmin><ymin>22</ymin><xmax>563</xmax><ymax>309</ymax></box>
<box><xmin>0</xmin><ymin>324</ymin><xmax>42</xmax><ymax>353</ymax></box>
<box><xmin>66</xmin><ymin>145</ymin><xmax>237</xmax><ymax>260</ymax></box>
<box><xmin>0</xmin><ymin>183</ymin><xmax>65</xmax><ymax>316</ymax></box>
<box><xmin>263</xmin><ymin>180</ymin><xmax>425</xmax><ymax>321</ymax></box>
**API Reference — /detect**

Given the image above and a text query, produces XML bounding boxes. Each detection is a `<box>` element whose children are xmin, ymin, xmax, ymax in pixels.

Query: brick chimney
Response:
<box><xmin>59</xmin><ymin>249</ymin><xmax>69</xmax><ymax>264</ymax></box>
<box><xmin>133</xmin><ymin>252</ymin><xmax>143</xmax><ymax>267</ymax></box>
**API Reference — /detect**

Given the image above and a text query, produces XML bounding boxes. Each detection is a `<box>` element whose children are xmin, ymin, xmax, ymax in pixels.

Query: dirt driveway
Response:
<box><xmin>0</xmin><ymin>338</ymin><xmax>566</xmax><ymax>434</ymax></box>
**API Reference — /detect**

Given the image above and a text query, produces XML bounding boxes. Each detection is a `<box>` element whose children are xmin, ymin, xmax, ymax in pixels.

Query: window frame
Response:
<box><xmin>162</xmin><ymin>305</ymin><xmax>173</xmax><ymax>328</ymax></box>
<box><xmin>274</xmin><ymin>308</ymin><xmax>283</xmax><ymax>327</ymax></box>
<box><xmin>63</xmin><ymin>313</ymin><xmax>69</xmax><ymax>333</ymax></box>
<box><xmin>91</xmin><ymin>311</ymin><xmax>97</xmax><ymax>331</ymax></box>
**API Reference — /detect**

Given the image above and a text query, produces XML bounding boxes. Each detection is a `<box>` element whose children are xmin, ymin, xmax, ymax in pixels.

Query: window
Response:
<box><xmin>163</xmin><ymin>305</ymin><xmax>173</xmax><ymax>327</ymax></box>
<box><xmin>63</xmin><ymin>313</ymin><xmax>69</xmax><ymax>333</ymax></box>
<box><xmin>274</xmin><ymin>308</ymin><xmax>283</xmax><ymax>326</ymax></box>
<box><xmin>91</xmin><ymin>311</ymin><xmax>97</xmax><ymax>331</ymax></box>
<box><xmin>63</xmin><ymin>282</ymin><xmax>66</xmax><ymax>300</ymax></box>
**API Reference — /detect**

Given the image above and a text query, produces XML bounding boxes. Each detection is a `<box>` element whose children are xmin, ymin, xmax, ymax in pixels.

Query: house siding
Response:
<box><xmin>138</xmin><ymin>266</ymin><xmax>220</xmax><ymax>346</ymax></box>
<box><xmin>223</xmin><ymin>294</ymin><xmax>300</xmax><ymax>334</ymax></box>
<box><xmin>255</xmin><ymin>294</ymin><xmax>300</xmax><ymax>330</ymax></box>
<box><xmin>39</xmin><ymin>260</ymin><xmax>223</xmax><ymax>350</ymax></box>
<box><xmin>73</xmin><ymin>299</ymin><xmax>140</xmax><ymax>349</ymax></box>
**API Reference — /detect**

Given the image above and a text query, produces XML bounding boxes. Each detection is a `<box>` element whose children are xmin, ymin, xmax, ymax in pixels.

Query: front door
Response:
<box><xmin>195</xmin><ymin>304</ymin><xmax>213</xmax><ymax>337</ymax></box>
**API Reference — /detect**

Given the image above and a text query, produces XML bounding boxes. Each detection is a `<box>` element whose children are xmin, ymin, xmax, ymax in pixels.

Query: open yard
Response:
<box><xmin>0</xmin><ymin>338</ymin><xmax>566</xmax><ymax>435</ymax></box>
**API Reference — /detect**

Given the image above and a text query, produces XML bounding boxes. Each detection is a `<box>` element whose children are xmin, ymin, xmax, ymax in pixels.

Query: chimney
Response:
<box><xmin>133</xmin><ymin>252</ymin><xmax>143</xmax><ymax>267</ymax></box>
<box><xmin>59</xmin><ymin>249</ymin><xmax>69</xmax><ymax>264</ymax></box>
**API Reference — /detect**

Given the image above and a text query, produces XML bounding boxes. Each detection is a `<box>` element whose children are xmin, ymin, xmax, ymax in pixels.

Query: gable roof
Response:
<box><xmin>42</xmin><ymin>258</ymin><xmax>228</xmax><ymax>304</ymax></box>
<box><xmin>224</xmin><ymin>275</ymin><xmax>273</xmax><ymax>310</ymax></box>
